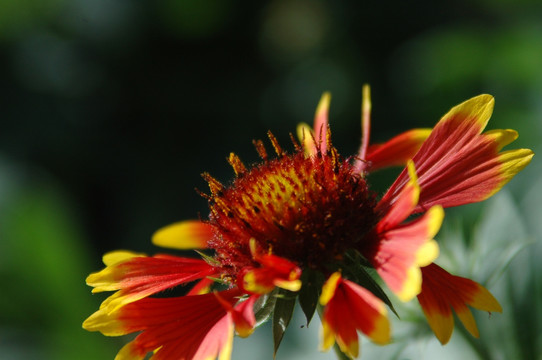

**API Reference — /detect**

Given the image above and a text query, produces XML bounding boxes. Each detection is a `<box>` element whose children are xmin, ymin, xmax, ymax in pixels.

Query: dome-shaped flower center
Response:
<box><xmin>204</xmin><ymin>136</ymin><xmax>379</xmax><ymax>277</ymax></box>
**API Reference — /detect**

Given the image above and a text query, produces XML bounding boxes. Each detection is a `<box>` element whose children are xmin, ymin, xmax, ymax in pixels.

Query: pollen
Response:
<box><xmin>204</xmin><ymin>132</ymin><xmax>379</xmax><ymax>277</ymax></box>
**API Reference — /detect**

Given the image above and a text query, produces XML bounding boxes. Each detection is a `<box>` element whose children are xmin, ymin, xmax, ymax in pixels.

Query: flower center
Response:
<box><xmin>204</xmin><ymin>134</ymin><xmax>379</xmax><ymax>276</ymax></box>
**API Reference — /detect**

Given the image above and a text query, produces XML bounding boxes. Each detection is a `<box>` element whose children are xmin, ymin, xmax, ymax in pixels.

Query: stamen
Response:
<box><xmin>289</xmin><ymin>132</ymin><xmax>302</xmax><ymax>152</ymax></box>
<box><xmin>202</xmin><ymin>173</ymin><xmax>224</xmax><ymax>196</ymax></box>
<box><xmin>267</xmin><ymin>131</ymin><xmax>285</xmax><ymax>157</ymax></box>
<box><xmin>252</xmin><ymin>139</ymin><xmax>268</xmax><ymax>161</ymax></box>
<box><xmin>228</xmin><ymin>153</ymin><xmax>247</xmax><ymax>177</ymax></box>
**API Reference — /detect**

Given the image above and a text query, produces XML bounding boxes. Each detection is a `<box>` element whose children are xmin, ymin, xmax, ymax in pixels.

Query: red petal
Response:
<box><xmin>86</xmin><ymin>253</ymin><xmax>215</xmax><ymax>313</ymax></box>
<box><xmin>367</xmin><ymin>206</ymin><xmax>442</xmax><ymax>302</ymax></box>
<box><xmin>380</xmin><ymin>95</ymin><xmax>533</xmax><ymax>211</ymax></box>
<box><xmin>320</xmin><ymin>273</ymin><xmax>390</xmax><ymax>358</ymax></box>
<box><xmin>365</xmin><ymin>128</ymin><xmax>431</xmax><ymax>171</ymax></box>
<box><xmin>417</xmin><ymin>264</ymin><xmax>502</xmax><ymax>344</ymax></box>
<box><xmin>110</xmin><ymin>289</ymin><xmax>241</xmax><ymax>359</ymax></box>
<box><xmin>238</xmin><ymin>254</ymin><xmax>302</xmax><ymax>294</ymax></box>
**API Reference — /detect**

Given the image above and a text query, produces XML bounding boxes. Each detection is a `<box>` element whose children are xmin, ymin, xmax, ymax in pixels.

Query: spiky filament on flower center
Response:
<box><xmin>203</xmin><ymin>132</ymin><xmax>379</xmax><ymax>278</ymax></box>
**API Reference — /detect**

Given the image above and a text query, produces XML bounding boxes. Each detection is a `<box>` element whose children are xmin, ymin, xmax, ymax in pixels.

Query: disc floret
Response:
<box><xmin>204</xmin><ymin>131</ymin><xmax>379</xmax><ymax>278</ymax></box>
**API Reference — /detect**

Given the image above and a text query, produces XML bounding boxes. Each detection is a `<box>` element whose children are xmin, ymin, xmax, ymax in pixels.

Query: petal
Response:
<box><xmin>231</xmin><ymin>295</ymin><xmax>258</xmax><ymax>338</ymax></box>
<box><xmin>367</xmin><ymin>163</ymin><xmax>443</xmax><ymax>302</ymax></box>
<box><xmin>296</xmin><ymin>92</ymin><xmax>332</xmax><ymax>156</ymax></box>
<box><xmin>214</xmin><ymin>292</ymin><xmax>258</xmax><ymax>338</ymax></box>
<box><xmin>187</xmin><ymin>277</ymin><xmax>214</xmax><ymax>296</ymax></box>
<box><xmin>380</xmin><ymin>95</ymin><xmax>533</xmax><ymax>211</ymax></box>
<box><xmin>238</xmin><ymin>254</ymin><xmax>302</xmax><ymax>294</ymax></box>
<box><xmin>87</xmin><ymin>289</ymin><xmax>241</xmax><ymax>360</ymax></box>
<box><xmin>365</xmin><ymin>128</ymin><xmax>432</xmax><ymax>171</ymax></box>
<box><xmin>417</xmin><ymin>264</ymin><xmax>502</xmax><ymax>344</ymax></box>
<box><xmin>314</xmin><ymin>92</ymin><xmax>331</xmax><ymax>154</ymax></box>
<box><xmin>368</xmin><ymin>206</ymin><xmax>443</xmax><ymax>302</ymax></box>
<box><xmin>319</xmin><ymin>273</ymin><xmax>390</xmax><ymax>358</ymax></box>
<box><xmin>319</xmin><ymin>271</ymin><xmax>342</xmax><ymax>306</ymax></box>
<box><xmin>417</xmin><ymin>280</ymin><xmax>454</xmax><ymax>344</ymax></box>
<box><xmin>103</xmin><ymin>250</ymin><xmax>146</xmax><ymax>266</ymax></box>
<box><xmin>152</xmin><ymin>220</ymin><xmax>214</xmax><ymax>250</ymax></box>
<box><xmin>86</xmin><ymin>253</ymin><xmax>215</xmax><ymax>313</ymax></box>
<box><xmin>297</xmin><ymin>122</ymin><xmax>316</xmax><ymax>156</ymax></box>
<box><xmin>376</xmin><ymin>161</ymin><xmax>420</xmax><ymax>230</ymax></box>
<box><xmin>354</xmin><ymin>84</ymin><xmax>373</xmax><ymax>173</ymax></box>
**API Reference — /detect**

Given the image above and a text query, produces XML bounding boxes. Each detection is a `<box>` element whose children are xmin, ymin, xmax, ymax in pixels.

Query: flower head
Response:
<box><xmin>84</xmin><ymin>87</ymin><xmax>533</xmax><ymax>359</ymax></box>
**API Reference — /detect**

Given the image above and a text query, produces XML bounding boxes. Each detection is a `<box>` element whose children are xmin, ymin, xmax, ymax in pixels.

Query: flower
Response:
<box><xmin>83</xmin><ymin>86</ymin><xmax>533</xmax><ymax>359</ymax></box>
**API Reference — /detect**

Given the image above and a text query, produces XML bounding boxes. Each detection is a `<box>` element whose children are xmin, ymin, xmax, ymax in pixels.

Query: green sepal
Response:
<box><xmin>272</xmin><ymin>288</ymin><xmax>297</xmax><ymax>358</ymax></box>
<box><xmin>194</xmin><ymin>250</ymin><xmax>221</xmax><ymax>266</ymax></box>
<box><xmin>298</xmin><ymin>269</ymin><xmax>324</xmax><ymax>326</ymax></box>
<box><xmin>253</xmin><ymin>288</ymin><xmax>278</xmax><ymax>326</ymax></box>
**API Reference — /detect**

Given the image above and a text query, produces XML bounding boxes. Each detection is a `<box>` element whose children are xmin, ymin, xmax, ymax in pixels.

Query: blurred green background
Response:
<box><xmin>0</xmin><ymin>0</ymin><xmax>540</xmax><ymax>359</ymax></box>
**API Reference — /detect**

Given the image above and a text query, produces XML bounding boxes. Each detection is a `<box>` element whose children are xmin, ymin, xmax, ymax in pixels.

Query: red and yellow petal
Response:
<box><xmin>85</xmin><ymin>289</ymin><xmax>242</xmax><ymax>360</ymax></box>
<box><xmin>417</xmin><ymin>263</ymin><xmax>502</xmax><ymax>344</ymax></box>
<box><xmin>152</xmin><ymin>220</ymin><xmax>215</xmax><ymax>250</ymax></box>
<box><xmin>238</xmin><ymin>253</ymin><xmax>301</xmax><ymax>294</ymax></box>
<box><xmin>86</xmin><ymin>251</ymin><xmax>215</xmax><ymax>313</ymax></box>
<box><xmin>319</xmin><ymin>273</ymin><xmax>390</xmax><ymax>358</ymax></box>
<box><xmin>297</xmin><ymin>92</ymin><xmax>331</xmax><ymax>156</ymax></box>
<box><xmin>297</xmin><ymin>122</ymin><xmax>316</xmax><ymax>156</ymax></box>
<box><xmin>368</xmin><ymin>205</ymin><xmax>443</xmax><ymax>302</ymax></box>
<box><xmin>365</xmin><ymin>128</ymin><xmax>432</xmax><ymax>171</ymax></box>
<box><xmin>367</xmin><ymin>163</ymin><xmax>442</xmax><ymax>302</ymax></box>
<box><xmin>380</xmin><ymin>95</ymin><xmax>533</xmax><ymax>212</ymax></box>
<box><xmin>313</xmin><ymin>92</ymin><xmax>331</xmax><ymax>154</ymax></box>
<box><xmin>215</xmin><ymin>293</ymin><xmax>258</xmax><ymax>338</ymax></box>
<box><xmin>354</xmin><ymin>84</ymin><xmax>373</xmax><ymax>173</ymax></box>
<box><xmin>375</xmin><ymin>161</ymin><xmax>420</xmax><ymax>229</ymax></box>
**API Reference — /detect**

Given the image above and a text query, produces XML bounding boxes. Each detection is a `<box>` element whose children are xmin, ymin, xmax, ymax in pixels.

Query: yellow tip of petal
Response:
<box><xmin>320</xmin><ymin>272</ymin><xmax>342</xmax><ymax>306</ymax></box>
<box><xmin>297</xmin><ymin>122</ymin><xmax>316</xmax><ymax>156</ymax></box>
<box><xmin>406</xmin><ymin>160</ymin><xmax>421</xmax><ymax>205</ymax></box>
<box><xmin>316</xmin><ymin>92</ymin><xmax>332</xmax><ymax>118</ymax></box>
<box><xmin>337</xmin><ymin>338</ymin><xmax>358</xmax><ymax>359</ymax></box>
<box><xmin>455</xmin><ymin>306</ymin><xmax>479</xmax><ymax>339</ymax></box>
<box><xmin>397</xmin><ymin>266</ymin><xmax>421</xmax><ymax>302</ymax></box>
<box><xmin>319</xmin><ymin>319</ymin><xmax>336</xmax><ymax>352</ymax></box>
<box><xmin>446</xmin><ymin>94</ymin><xmax>494</xmax><ymax>131</ymax></box>
<box><xmin>274</xmin><ymin>279</ymin><xmax>302</xmax><ymax>292</ymax></box>
<box><xmin>469</xmin><ymin>283</ymin><xmax>503</xmax><ymax>313</ymax></box>
<box><xmin>426</xmin><ymin>205</ymin><xmax>444</xmax><ymax>238</ymax></box>
<box><xmin>218</xmin><ymin>327</ymin><xmax>234</xmax><ymax>360</ymax></box>
<box><xmin>102</xmin><ymin>250</ymin><xmax>145</xmax><ymax>266</ymax></box>
<box><xmin>484</xmin><ymin>129</ymin><xmax>518</xmax><ymax>150</ymax></box>
<box><xmin>362</xmin><ymin>84</ymin><xmax>371</xmax><ymax>114</ymax></box>
<box><xmin>368</xmin><ymin>313</ymin><xmax>391</xmax><ymax>345</ymax></box>
<box><xmin>416</xmin><ymin>239</ymin><xmax>439</xmax><ymax>268</ymax></box>
<box><xmin>428</xmin><ymin>310</ymin><xmax>454</xmax><ymax>345</ymax></box>
<box><xmin>241</xmin><ymin>271</ymin><xmax>274</xmax><ymax>294</ymax></box>
<box><xmin>406</xmin><ymin>160</ymin><xmax>419</xmax><ymax>185</ymax></box>
<box><xmin>152</xmin><ymin>220</ymin><xmax>212</xmax><ymax>250</ymax></box>
<box><xmin>82</xmin><ymin>308</ymin><xmax>125</xmax><ymax>336</ymax></box>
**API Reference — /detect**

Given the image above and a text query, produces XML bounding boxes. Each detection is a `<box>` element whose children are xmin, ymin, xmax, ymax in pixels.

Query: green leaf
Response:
<box><xmin>298</xmin><ymin>269</ymin><xmax>324</xmax><ymax>326</ymax></box>
<box><xmin>253</xmin><ymin>289</ymin><xmax>278</xmax><ymax>326</ymax></box>
<box><xmin>272</xmin><ymin>289</ymin><xmax>297</xmax><ymax>358</ymax></box>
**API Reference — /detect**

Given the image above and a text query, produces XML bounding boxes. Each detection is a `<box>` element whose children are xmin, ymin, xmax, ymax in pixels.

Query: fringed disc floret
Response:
<box><xmin>203</xmin><ymin>131</ymin><xmax>379</xmax><ymax>278</ymax></box>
